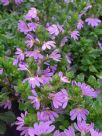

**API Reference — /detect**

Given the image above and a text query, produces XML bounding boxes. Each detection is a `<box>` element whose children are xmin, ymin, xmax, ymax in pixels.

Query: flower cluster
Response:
<box><xmin>1</xmin><ymin>0</ymin><xmax>23</xmax><ymax>6</ymax></box>
<box><xmin>13</xmin><ymin>5</ymin><xmax>102</xmax><ymax>136</ymax></box>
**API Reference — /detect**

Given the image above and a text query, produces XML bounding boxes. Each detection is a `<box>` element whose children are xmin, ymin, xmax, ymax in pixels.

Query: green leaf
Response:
<box><xmin>0</xmin><ymin>121</ymin><xmax>6</xmax><ymax>134</ymax></box>
<box><xmin>0</xmin><ymin>111</ymin><xmax>16</xmax><ymax>124</ymax></box>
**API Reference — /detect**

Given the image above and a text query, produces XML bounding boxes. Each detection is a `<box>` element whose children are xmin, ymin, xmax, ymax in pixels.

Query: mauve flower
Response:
<box><xmin>50</xmin><ymin>65</ymin><xmax>57</xmax><ymax>74</ymax></box>
<box><xmin>49</xmin><ymin>49</ymin><xmax>61</xmax><ymax>62</ymax></box>
<box><xmin>25</xmin><ymin>34</ymin><xmax>39</xmax><ymax>48</ymax></box>
<box><xmin>37</xmin><ymin>109</ymin><xmax>59</xmax><ymax>122</ymax></box>
<box><xmin>72</xmin><ymin>80</ymin><xmax>77</xmax><ymax>86</ymax></box>
<box><xmin>42</xmin><ymin>41</ymin><xmax>56</xmax><ymax>50</ymax></box>
<box><xmin>84</xmin><ymin>4</ymin><xmax>92</xmax><ymax>11</ymax></box>
<box><xmin>0</xmin><ymin>68</ymin><xmax>3</xmax><ymax>75</ymax></box>
<box><xmin>23</xmin><ymin>76</ymin><xmax>43</xmax><ymax>89</ymax></box>
<box><xmin>18</xmin><ymin>20</ymin><xmax>28</xmax><ymax>34</ymax></box>
<box><xmin>15</xmin><ymin>112</ymin><xmax>29</xmax><ymax>136</ymax></box>
<box><xmin>25</xmin><ymin>34</ymin><xmax>35</xmax><ymax>48</ymax></box>
<box><xmin>49</xmin><ymin>89</ymin><xmax>69</xmax><ymax>109</ymax></box>
<box><xmin>90</xmin><ymin>128</ymin><xmax>102</xmax><ymax>136</ymax></box>
<box><xmin>70</xmin><ymin>30</ymin><xmax>80</xmax><ymax>40</ymax></box>
<box><xmin>41</xmin><ymin>67</ymin><xmax>53</xmax><ymax>85</ymax></box>
<box><xmin>28</xmin><ymin>121</ymin><xmax>55</xmax><ymax>136</ymax></box>
<box><xmin>0</xmin><ymin>100</ymin><xmax>11</xmax><ymax>110</ymax></box>
<box><xmin>18</xmin><ymin>63</ymin><xmax>28</xmax><ymax>71</ymax></box>
<box><xmin>59</xmin><ymin>72</ymin><xmax>70</xmax><ymax>83</ymax></box>
<box><xmin>79</xmin><ymin>5</ymin><xmax>92</xmax><ymax>18</ymax></box>
<box><xmin>47</xmin><ymin>24</ymin><xmax>60</xmax><ymax>37</ymax></box>
<box><xmin>28</xmin><ymin>90</ymin><xmax>40</xmax><ymax>110</ymax></box>
<box><xmin>18</xmin><ymin>127</ymin><xmax>29</xmax><ymax>136</ymax></box>
<box><xmin>66</xmin><ymin>52</ymin><xmax>73</xmax><ymax>65</ymax></box>
<box><xmin>25</xmin><ymin>7</ymin><xmax>38</xmax><ymax>20</ymax></box>
<box><xmin>14</xmin><ymin>48</ymin><xmax>25</xmax><ymax>64</ymax></box>
<box><xmin>57</xmin><ymin>24</ymin><xmax>64</xmax><ymax>33</ymax></box>
<box><xmin>41</xmin><ymin>75</ymin><xmax>52</xmax><ymax>85</ymax></box>
<box><xmin>77</xmin><ymin>82</ymin><xmax>99</xmax><ymax>98</ymax></box>
<box><xmin>13</xmin><ymin>58</ymin><xmax>19</xmax><ymax>65</ymax></box>
<box><xmin>74</xmin><ymin>121</ymin><xmax>94</xmax><ymax>133</ymax></box>
<box><xmin>15</xmin><ymin>0</ymin><xmax>23</xmax><ymax>5</ymax></box>
<box><xmin>60</xmin><ymin>36</ymin><xmax>68</xmax><ymax>47</ymax></box>
<box><xmin>25</xmin><ymin>50</ymin><xmax>43</xmax><ymax>61</ymax></box>
<box><xmin>70</xmin><ymin>108</ymin><xmax>89</xmax><ymax>122</ymax></box>
<box><xmin>15</xmin><ymin>48</ymin><xmax>24</xmax><ymax>60</ymax></box>
<box><xmin>98</xmin><ymin>42</ymin><xmax>102</xmax><ymax>50</ymax></box>
<box><xmin>1</xmin><ymin>0</ymin><xmax>9</xmax><ymax>6</ymax></box>
<box><xmin>27</xmin><ymin>22</ymin><xmax>38</xmax><ymax>32</ymax></box>
<box><xmin>77</xmin><ymin>19</ymin><xmax>84</xmax><ymax>30</ymax></box>
<box><xmin>85</xmin><ymin>17</ymin><xmax>101</xmax><ymax>27</ymax></box>
<box><xmin>64</xmin><ymin>126</ymin><xmax>75</xmax><ymax>136</ymax></box>
<box><xmin>15</xmin><ymin>112</ymin><xmax>27</xmax><ymax>130</ymax></box>
<box><xmin>53</xmin><ymin>130</ymin><xmax>65</xmax><ymax>136</ymax></box>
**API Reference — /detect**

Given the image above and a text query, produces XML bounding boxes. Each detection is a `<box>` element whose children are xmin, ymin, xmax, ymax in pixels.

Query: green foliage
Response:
<box><xmin>0</xmin><ymin>112</ymin><xmax>16</xmax><ymax>134</ymax></box>
<box><xmin>0</xmin><ymin>0</ymin><xmax>102</xmax><ymax>135</ymax></box>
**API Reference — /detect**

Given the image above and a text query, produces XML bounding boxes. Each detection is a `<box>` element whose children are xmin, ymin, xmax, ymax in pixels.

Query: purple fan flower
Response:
<box><xmin>15</xmin><ymin>0</ymin><xmax>23</xmax><ymax>5</ymax></box>
<box><xmin>66</xmin><ymin>52</ymin><xmax>73</xmax><ymax>66</ymax></box>
<box><xmin>15</xmin><ymin>112</ymin><xmax>27</xmax><ymax>130</ymax></box>
<box><xmin>49</xmin><ymin>89</ymin><xmax>69</xmax><ymax>109</ymax></box>
<box><xmin>18</xmin><ymin>63</ymin><xmax>28</xmax><ymax>71</ymax></box>
<box><xmin>25</xmin><ymin>34</ymin><xmax>39</xmax><ymax>48</ymax></box>
<box><xmin>49</xmin><ymin>49</ymin><xmax>61</xmax><ymax>62</ymax></box>
<box><xmin>59</xmin><ymin>72</ymin><xmax>70</xmax><ymax>83</ymax></box>
<box><xmin>77</xmin><ymin>82</ymin><xmax>99</xmax><ymax>98</ymax></box>
<box><xmin>15</xmin><ymin>112</ymin><xmax>29</xmax><ymax>136</ymax></box>
<box><xmin>98</xmin><ymin>42</ymin><xmax>102</xmax><ymax>50</ymax></box>
<box><xmin>25</xmin><ymin>7</ymin><xmax>38</xmax><ymax>21</ymax></box>
<box><xmin>43</xmin><ymin>67</ymin><xmax>54</xmax><ymax>77</ymax></box>
<box><xmin>60</xmin><ymin>36</ymin><xmax>68</xmax><ymax>47</ymax></box>
<box><xmin>41</xmin><ymin>75</ymin><xmax>52</xmax><ymax>85</ymax></box>
<box><xmin>70</xmin><ymin>108</ymin><xmax>89</xmax><ymax>122</ymax></box>
<box><xmin>50</xmin><ymin>65</ymin><xmax>57</xmax><ymax>74</ymax></box>
<box><xmin>85</xmin><ymin>17</ymin><xmax>101</xmax><ymax>27</ymax></box>
<box><xmin>15</xmin><ymin>48</ymin><xmax>24</xmax><ymax>60</ymax></box>
<box><xmin>72</xmin><ymin>80</ymin><xmax>77</xmax><ymax>86</ymax></box>
<box><xmin>84</xmin><ymin>4</ymin><xmax>92</xmax><ymax>11</ymax></box>
<box><xmin>74</xmin><ymin>121</ymin><xmax>94</xmax><ymax>133</ymax></box>
<box><xmin>47</xmin><ymin>24</ymin><xmax>60</xmax><ymax>37</ymax></box>
<box><xmin>70</xmin><ymin>30</ymin><xmax>80</xmax><ymax>40</ymax></box>
<box><xmin>25</xmin><ymin>50</ymin><xmax>43</xmax><ymax>61</ymax></box>
<box><xmin>0</xmin><ymin>68</ymin><xmax>3</xmax><ymax>75</ymax></box>
<box><xmin>23</xmin><ymin>76</ymin><xmax>43</xmax><ymax>89</ymax></box>
<box><xmin>18</xmin><ymin>127</ymin><xmax>29</xmax><ymax>136</ymax></box>
<box><xmin>0</xmin><ymin>100</ymin><xmax>11</xmax><ymax>110</ymax></box>
<box><xmin>42</xmin><ymin>41</ymin><xmax>56</xmax><ymax>50</ymax></box>
<box><xmin>37</xmin><ymin>109</ymin><xmax>59</xmax><ymax>122</ymax></box>
<box><xmin>18</xmin><ymin>20</ymin><xmax>28</xmax><ymax>34</ymax></box>
<box><xmin>28</xmin><ymin>90</ymin><xmax>40</xmax><ymax>110</ymax></box>
<box><xmin>14</xmin><ymin>48</ymin><xmax>24</xmax><ymax>64</ymax></box>
<box><xmin>40</xmin><ymin>67</ymin><xmax>53</xmax><ymax>85</ymax></box>
<box><xmin>1</xmin><ymin>0</ymin><xmax>9</xmax><ymax>6</ymax></box>
<box><xmin>13</xmin><ymin>58</ymin><xmax>19</xmax><ymax>65</ymax></box>
<box><xmin>53</xmin><ymin>130</ymin><xmax>65</xmax><ymax>136</ymax></box>
<box><xmin>90</xmin><ymin>128</ymin><xmax>102</xmax><ymax>136</ymax></box>
<box><xmin>77</xmin><ymin>19</ymin><xmax>84</xmax><ymax>30</ymax></box>
<box><xmin>27</xmin><ymin>22</ymin><xmax>38</xmax><ymax>32</ymax></box>
<box><xmin>79</xmin><ymin>5</ymin><xmax>92</xmax><ymax>18</ymax></box>
<box><xmin>64</xmin><ymin>126</ymin><xmax>75</xmax><ymax>136</ymax></box>
<box><xmin>28</xmin><ymin>121</ymin><xmax>55</xmax><ymax>136</ymax></box>
<box><xmin>25</xmin><ymin>34</ymin><xmax>35</xmax><ymax>48</ymax></box>
<box><xmin>57</xmin><ymin>24</ymin><xmax>64</xmax><ymax>33</ymax></box>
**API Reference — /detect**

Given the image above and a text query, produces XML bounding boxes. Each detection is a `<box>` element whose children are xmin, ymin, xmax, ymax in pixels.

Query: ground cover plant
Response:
<box><xmin>0</xmin><ymin>0</ymin><xmax>102</xmax><ymax>136</ymax></box>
